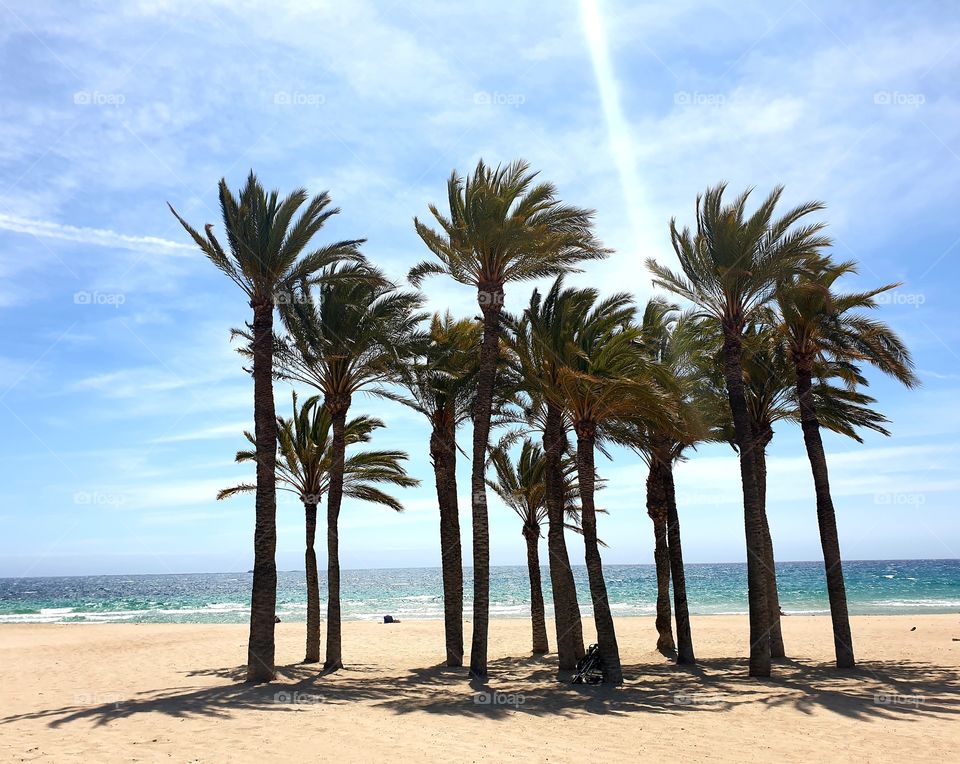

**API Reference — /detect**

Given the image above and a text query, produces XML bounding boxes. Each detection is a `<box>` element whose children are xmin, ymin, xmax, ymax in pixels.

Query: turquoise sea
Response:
<box><xmin>1</xmin><ymin>560</ymin><xmax>957</xmax><ymax>624</ymax></box>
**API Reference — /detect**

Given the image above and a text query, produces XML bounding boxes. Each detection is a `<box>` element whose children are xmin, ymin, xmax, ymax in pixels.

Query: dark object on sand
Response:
<box><xmin>383</xmin><ymin>615</ymin><xmax>400</xmax><ymax>624</ymax></box>
<box><xmin>910</xmin><ymin>626</ymin><xmax>917</xmax><ymax>631</ymax></box>
<box><xmin>572</xmin><ymin>644</ymin><xmax>604</xmax><ymax>684</ymax></box>
<box><xmin>275</xmin><ymin>616</ymin><xmax>281</xmax><ymax>623</ymax></box>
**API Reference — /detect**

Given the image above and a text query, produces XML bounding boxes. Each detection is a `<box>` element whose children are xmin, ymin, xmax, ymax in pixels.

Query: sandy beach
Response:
<box><xmin>1</xmin><ymin>615</ymin><xmax>957</xmax><ymax>762</ymax></box>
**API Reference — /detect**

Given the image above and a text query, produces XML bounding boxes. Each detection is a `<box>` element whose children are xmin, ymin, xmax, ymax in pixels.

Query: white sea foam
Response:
<box><xmin>869</xmin><ymin>599</ymin><xmax>960</xmax><ymax>609</ymax></box>
<box><xmin>157</xmin><ymin>606</ymin><xmax>248</xmax><ymax>615</ymax></box>
<box><xmin>610</xmin><ymin>603</ymin><xmax>656</xmax><ymax>614</ymax></box>
<box><xmin>0</xmin><ymin>613</ymin><xmax>63</xmax><ymax>623</ymax></box>
<box><xmin>489</xmin><ymin>604</ymin><xmax>529</xmax><ymax>616</ymax></box>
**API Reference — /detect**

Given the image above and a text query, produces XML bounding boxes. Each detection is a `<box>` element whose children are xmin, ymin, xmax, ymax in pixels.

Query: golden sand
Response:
<box><xmin>2</xmin><ymin>615</ymin><xmax>957</xmax><ymax>762</ymax></box>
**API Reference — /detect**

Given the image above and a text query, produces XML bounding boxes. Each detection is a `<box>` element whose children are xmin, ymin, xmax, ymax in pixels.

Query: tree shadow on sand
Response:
<box><xmin>2</xmin><ymin>653</ymin><xmax>957</xmax><ymax>728</ymax></box>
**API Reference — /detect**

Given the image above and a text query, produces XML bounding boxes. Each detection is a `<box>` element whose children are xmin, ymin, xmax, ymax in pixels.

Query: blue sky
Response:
<box><xmin>1</xmin><ymin>0</ymin><xmax>958</xmax><ymax>576</ymax></box>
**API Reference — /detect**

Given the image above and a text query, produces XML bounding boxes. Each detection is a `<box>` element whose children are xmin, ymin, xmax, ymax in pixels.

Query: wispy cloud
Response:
<box><xmin>0</xmin><ymin>213</ymin><xmax>194</xmax><ymax>256</ymax></box>
<box><xmin>150</xmin><ymin>422</ymin><xmax>251</xmax><ymax>444</ymax></box>
<box><xmin>578</xmin><ymin>0</ymin><xmax>658</xmax><ymax>255</ymax></box>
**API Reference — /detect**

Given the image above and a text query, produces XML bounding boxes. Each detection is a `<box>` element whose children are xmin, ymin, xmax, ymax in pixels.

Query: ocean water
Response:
<box><xmin>0</xmin><ymin>560</ymin><xmax>957</xmax><ymax>624</ymax></box>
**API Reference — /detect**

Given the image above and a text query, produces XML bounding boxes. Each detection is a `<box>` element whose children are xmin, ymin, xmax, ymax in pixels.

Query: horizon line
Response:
<box><xmin>2</xmin><ymin>557</ymin><xmax>956</xmax><ymax>580</ymax></box>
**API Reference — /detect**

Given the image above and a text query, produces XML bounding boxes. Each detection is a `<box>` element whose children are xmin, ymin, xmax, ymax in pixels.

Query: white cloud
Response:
<box><xmin>150</xmin><ymin>422</ymin><xmax>251</xmax><ymax>443</ymax></box>
<box><xmin>0</xmin><ymin>213</ymin><xmax>193</xmax><ymax>256</ymax></box>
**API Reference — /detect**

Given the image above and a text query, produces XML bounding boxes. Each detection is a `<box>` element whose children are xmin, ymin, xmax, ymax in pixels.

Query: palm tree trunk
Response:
<box><xmin>468</xmin><ymin>283</ymin><xmax>503</xmax><ymax>679</ymax></box>
<box><xmin>721</xmin><ymin>330</ymin><xmax>771</xmax><ymax>677</ymax></box>
<box><xmin>574</xmin><ymin>421</ymin><xmax>623</xmax><ymax>684</ymax></box>
<box><xmin>662</xmin><ymin>454</ymin><xmax>695</xmax><ymax>665</ymax></box>
<box><xmin>430</xmin><ymin>419</ymin><xmax>463</xmax><ymax>667</ymax></box>
<box><xmin>324</xmin><ymin>394</ymin><xmax>351</xmax><ymax>671</ymax></box>
<box><xmin>543</xmin><ymin>403</ymin><xmax>585</xmax><ymax>670</ymax></box>
<box><xmin>304</xmin><ymin>500</ymin><xmax>321</xmax><ymax>663</ymax></box>
<box><xmin>247</xmin><ymin>301</ymin><xmax>278</xmax><ymax>683</ymax></box>
<box><xmin>796</xmin><ymin>366</ymin><xmax>855</xmax><ymax>668</ymax></box>
<box><xmin>645</xmin><ymin>462</ymin><xmax>675</xmax><ymax>654</ymax></box>
<box><xmin>752</xmin><ymin>425</ymin><xmax>785</xmax><ymax>658</ymax></box>
<box><xmin>523</xmin><ymin>526</ymin><xmax>549</xmax><ymax>654</ymax></box>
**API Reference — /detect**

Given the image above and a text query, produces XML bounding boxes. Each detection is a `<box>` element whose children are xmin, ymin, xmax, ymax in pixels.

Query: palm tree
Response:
<box><xmin>508</xmin><ymin>279</ymin><xmax>635</xmax><ymax>670</ymax></box>
<box><xmin>625</xmin><ymin>300</ymin><xmax>723</xmax><ymax>665</ymax></box>
<box><xmin>487</xmin><ymin>439</ymin><xmax>584</xmax><ymax>655</ymax></box>
<box><xmin>648</xmin><ymin>183</ymin><xmax>829</xmax><ymax>677</ymax></box>
<box><xmin>218</xmin><ymin>392</ymin><xmax>416</xmax><ymax>663</ymax></box>
<box><xmin>632</xmin><ymin>299</ymin><xmax>679</xmax><ymax>655</ymax></box>
<box><xmin>699</xmin><ymin>319</ymin><xmax>895</xmax><ymax>660</ymax></box>
<box><xmin>739</xmin><ymin>325</ymin><xmax>794</xmax><ymax>658</ymax></box>
<box><xmin>275</xmin><ymin>264</ymin><xmax>425</xmax><ymax>670</ymax></box>
<box><xmin>168</xmin><ymin>172</ymin><xmax>363</xmax><ymax>682</ymax></box>
<box><xmin>383</xmin><ymin>312</ymin><xmax>481</xmax><ymax>666</ymax></box>
<box><xmin>555</xmin><ymin>305</ymin><xmax>670</xmax><ymax>684</ymax></box>
<box><xmin>410</xmin><ymin>159</ymin><xmax>609</xmax><ymax>678</ymax></box>
<box><xmin>689</xmin><ymin>320</ymin><xmax>792</xmax><ymax>658</ymax></box>
<box><xmin>775</xmin><ymin>259</ymin><xmax>918</xmax><ymax>668</ymax></box>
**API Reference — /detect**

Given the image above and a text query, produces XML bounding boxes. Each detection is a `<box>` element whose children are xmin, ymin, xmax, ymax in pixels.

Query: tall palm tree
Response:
<box><xmin>487</xmin><ymin>439</ymin><xmax>584</xmax><ymax>655</ymax></box>
<box><xmin>775</xmin><ymin>260</ymin><xmax>918</xmax><ymax>668</ymax></box>
<box><xmin>168</xmin><ymin>172</ymin><xmax>363</xmax><ymax>682</ymax></box>
<box><xmin>410</xmin><ymin>159</ymin><xmax>609</xmax><ymax>678</ymax></box>
<box><xmin>632</xmin><ymin>299</ymin><xmax>679</xmax><ymax>655</ymax></box>
<box><xmin>625</xmin><ymin>300</ymin><xmax>722</xmax><ymax>665</ymax></box>
<box><xmin>383</xmin><ymin>312</ymin><xmax>481</xmax><ymax>666</ymax></box>
<box><xmin>555</xmin><ymin>305</ymin><xmax>670</xmax><ymax>684</ymax></box>
<box><xmin>509</xmin><ymin>279</ymin><xmax>635</xmax><ymax>670</ymax></box>
<box><xmin>698</xmin><ymin>318</ymin><xmax>894</xmax><ymax>660</ymax></box>
<box><xmin>218</xmin><ymin>393</ymin><xmax>416</xmax><ymax>663</ymax></box>
<box><xmin>739</xmin><ymin>325</ymin><xmax>794</xmax><ymax>658</ymax></box>
<box><xmin>275</xmin><ymin>264</ymin><xmax>425</xmax><ymax>670</ymax></box>
<box><xmin>648</xmin><ymin>183</ymin><xmax>829</xmax><ymax>677</ymax></box>
<box><xmin>691</xmin><ymin>320</ymin><xmax>792</xmax><ymax>658</ymax></box>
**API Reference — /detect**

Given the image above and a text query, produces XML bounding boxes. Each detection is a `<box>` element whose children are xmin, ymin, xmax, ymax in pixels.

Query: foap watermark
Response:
<box><xmin>273</xmin><ymin>289</ymin><xmax>312</xmax><ymax>306</ymax></box>
<box><xmin>274</xmin><ymin>91</ymin><xmax>325</xmax><ymax>107</ymax></box>
<box><xmin>874</xmin><ymin>692</ymin><xmax>926</xmax><ymax>707</ymax></box>
<box><xmin>674</xmin><ymin>691</ymin><xmax>727</xmax><ymax>706</ymax></box>
<box><xmin>474</xmin><ymin>91</ymin><xmax>525</xmax><ymax>108</ymax></box>
<box><xmin>874</xmin><ymin>492</ymin><xmax>925</xmax><ymax>507</ymax></box>
<box><xmin>73</xmin><ymin>91</ymin><xmax>125</xmax><ymax>107</ymax></box>
<box><xmin>74</xmin><ymin>491</ymin><xmax>127</xmax><ymax>507</ymax></box>
<box><xmin>473</xmin><ymin>690</ymin><xmax>525</xmax><ymax>707</ymax></box>
<box><xmin>477</xmin><ymin>290</ymin><xmax>504</xmax><ymax>308</ymax></box>
<box><xmin>74</xmin><ymin>691</ymin><xmax>124</xmax><ymax>708</ymax></box>
<box><xmin>273</xmin><ymin>691</ymin><xmax>325</xmax><ymax>706</ymax></box>
<box><xmin>875</xmin><ymin>290</ymin><xmax>925</xmax><ymax>308</ymax></box>
<box><xmin>874</xmin><ymin>91</ymin><xmax>925</xmax><ymax>107</ymax></box>
<box><xmin>74</xmin><ymin>290</ymin><xmax>125</xmax><ymax>307</ymax></box>
<box><xmin>674</xmin><ymin>91</ymin><xmax>726</xmax><ymax>107</ymax></box>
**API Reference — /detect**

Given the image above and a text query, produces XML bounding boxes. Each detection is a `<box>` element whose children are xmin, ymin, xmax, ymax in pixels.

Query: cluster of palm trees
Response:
<box><xmin>170</xmin><ymin>160</ymin><xmax>916</xmax><ymax>685</ymax></box>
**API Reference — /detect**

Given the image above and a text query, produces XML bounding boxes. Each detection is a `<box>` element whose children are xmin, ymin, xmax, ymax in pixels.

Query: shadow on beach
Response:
<box><xmin>3</xmin><ymin>652</ymin><xmax>958</xmax><ymax>728</ymax></box>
